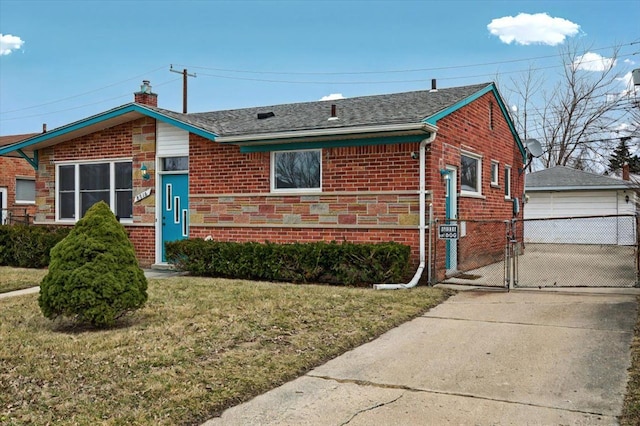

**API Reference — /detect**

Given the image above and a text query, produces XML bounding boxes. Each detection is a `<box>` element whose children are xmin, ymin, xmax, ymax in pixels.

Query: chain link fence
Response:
<box><xmin>435</xmin><ymin>218</ymin><xmax>510</xmax><ymax>288</ymax></box>
<box><xmin>514</xmin><ymin>215</ymin><xmax>638</xmax><ymax>288</ymax></box>
<box><xmin>434</xmin><ymin>215</ymin><xmax>638</xmax><ymax>288</ymax></box>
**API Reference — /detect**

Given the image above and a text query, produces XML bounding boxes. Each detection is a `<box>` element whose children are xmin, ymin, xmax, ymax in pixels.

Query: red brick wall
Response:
<box><xmin>425</xmin><ymin>92</ymin><xmax>524</xmax><ymax>278</ymax></box>
<box><xmin>189</xmin><ymin>135</ymin><xmax>425</xmax><ymax>266</ymax></box>
<box><xmin>0</xmin><ymin>157</ymin><xmax>37</xmax><ymax>223</ymax></box>
<box><xmin>35</xmin><ymin>118</ymin><xmax>157</xmax><ymax>266</ymax></box>
<box><xmin>28</xmin><ymin>91</ymin><xmax>523</xmax><ymax>275</ymax></box>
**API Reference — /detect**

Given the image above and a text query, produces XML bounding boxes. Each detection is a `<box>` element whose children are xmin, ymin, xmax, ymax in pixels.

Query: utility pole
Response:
<box><xmin>170</xmin><ymin>65</ymin><xmax>196</xmax><ymax>113</ymax></box>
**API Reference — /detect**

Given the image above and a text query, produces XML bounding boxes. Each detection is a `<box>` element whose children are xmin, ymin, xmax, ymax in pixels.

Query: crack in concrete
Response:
<box><xmin>307</xmin><ymin>374</ymin><xmax>616</xmax><ymax>420</ymax></box>
<box><xmin>339</xmin><ymin>394</ymin><xmax>404</xmax><ymax>425</ymax></box>
<box><xmin>421</xmin><ymin>314</ymin><xmax>633</xmax><ymax>333</ymax></box>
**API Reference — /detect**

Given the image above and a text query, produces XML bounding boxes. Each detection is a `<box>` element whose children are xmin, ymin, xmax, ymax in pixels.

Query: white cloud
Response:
<box><xmin>488</xmin><ymin>13</ymin><xmax>580</xmax><ymax>46</ymax></box>
<box><xmin>0</xmin><ymin>33</ymin><xmax>25</xmax><ymax>55</ymax></box>
<box><xmin>624</xmin><ymin>58</ymin><xmax>636</xmax><ymax>66</ymax></box>
<box><xmin>319</xmin><ymin>93</ymin><xmax>345</xmax><ymax>101</ymax></box>
<box><xmin>573</xmin><ymin>52</ymin><xmax>616</xmax><ymax>72</ymax></box>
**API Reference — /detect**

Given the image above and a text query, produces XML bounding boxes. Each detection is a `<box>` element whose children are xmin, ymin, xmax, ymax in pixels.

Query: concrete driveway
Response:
<box><xmin>204</xmin><ymin>288</ymin><xmax>639</xmax><ymax>425</ymax></box>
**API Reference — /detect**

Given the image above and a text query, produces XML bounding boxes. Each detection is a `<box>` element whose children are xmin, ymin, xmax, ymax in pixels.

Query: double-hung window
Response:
<box><xmin>460</xmin><ymin>152</ymin><xmax>482</xmax><ymax>197</ymax></box>
<box><xmin>57</xmin><ymin>160</ymin><xmax>132</xmax><ymax>221</ymax></box>
<box><xmin>271</xmin><ymin>149</ymin><xmax>321</xmax><ymax>192</ymax></box>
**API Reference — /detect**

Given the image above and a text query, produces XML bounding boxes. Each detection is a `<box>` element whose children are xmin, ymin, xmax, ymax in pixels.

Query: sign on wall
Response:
<box><xmin>438</xmin><ymin>224</ymin><xmax>459</xmax><ymax>240</ymax></box>
<box><xmin>134</xmin><ymin>188</ymin><xmax>152</xmax><ymax>203</ymax></box>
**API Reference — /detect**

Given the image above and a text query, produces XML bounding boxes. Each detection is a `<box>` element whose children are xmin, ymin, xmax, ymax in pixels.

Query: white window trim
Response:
<box><xmin>490</xmin><ymin>161</ymin><xmax>499</xmax><ymax>187</ymax></box>
<box><xmin>15</xmin><ymin>177</ymin><xmax>36</xmax><ymax>204</ymax></box>
<box><xmin>55</xmin><ymin>158</ymin><xmax>133</xmax><ymax>223</ymax></box>
<box><xmin>460</xmin><ymin>151</ymin><xmax>482</xmax><ymax>197</ymax></box>
<box><xmin>504</xmin><ymin>165</ymin><xmax>512</xmax><ymax>200</ymax></box>
<box><xmin>270</xmin><ymin>149</ymin><xmax>322</xmax><ymax>193</ymax></box>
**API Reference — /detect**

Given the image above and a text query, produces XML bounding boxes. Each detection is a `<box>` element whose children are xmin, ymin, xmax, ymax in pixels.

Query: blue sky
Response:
<box><xmin>0</xmin><ymin>0</ymin><xmax>638</xmax><ymax>136</ymax></box>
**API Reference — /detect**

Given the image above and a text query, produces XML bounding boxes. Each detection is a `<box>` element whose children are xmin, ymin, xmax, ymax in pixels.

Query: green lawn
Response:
<box><xmin>0</xmin><ymin>275</ymin><xmax>452</xmax><ymax>425</ymax></box>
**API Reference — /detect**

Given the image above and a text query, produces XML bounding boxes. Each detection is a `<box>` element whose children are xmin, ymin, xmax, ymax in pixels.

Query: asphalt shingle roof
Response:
<box><xmin>149</xmin><ymin>83</ymin><xmax>491</xmax><ymax>137</ymax></box>
<box><xmin>0</xmin><ymin>133</ymin><xmax>40</xmax><ymax>148</ymax></box>
<box><xmin>525</xmin><ymin>166</ymin><xmax>633</xmax><ymax>190</ymax></box>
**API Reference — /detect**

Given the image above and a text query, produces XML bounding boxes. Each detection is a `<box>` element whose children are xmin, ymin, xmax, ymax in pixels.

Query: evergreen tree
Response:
<box><xmin>39</xmin><ymin>201</ymin><xmax>148</xmax><ymax>327</ymax></box>
<box><xmin>608</xmin><ymin>137</ymin><xmax>640</xmax><ymax>174</ymax></box>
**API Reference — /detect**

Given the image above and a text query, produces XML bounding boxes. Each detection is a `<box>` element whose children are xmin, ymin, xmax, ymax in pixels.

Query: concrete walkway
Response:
<box><xmin>0</xmin><ymin>268</ymin><xmax>185</xmax><ymax>300</ymax></box>
<box><xmin>205</xmin><ymin>288</ymin><xmax>639</xmax><ymax>425</ymax></box>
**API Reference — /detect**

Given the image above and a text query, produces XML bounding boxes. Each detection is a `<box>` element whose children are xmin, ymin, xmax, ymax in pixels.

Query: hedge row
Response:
<box><xmin>165</xmin><ymin>239</ymin><xmax>411</xmax><ymax>286</ymax></box>
<box><xmin>0</xmin><ymin>225</ymin><xmax>71</xmax><ymax>268</ymax></box>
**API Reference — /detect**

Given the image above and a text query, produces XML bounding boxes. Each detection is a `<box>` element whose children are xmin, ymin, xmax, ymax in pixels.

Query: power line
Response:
<box><xmin>0</xmin><ymin>77</ymin><xmax>181</xmax><ymax>122</ymax></box>
<box><xmin>0</xmin><ymin>65</ymin><xmax>170</xmax><ymax>115</ymax></box>
<box><xmin>172</xmin><ymin>41</ymin><xmax>640</xmax><ymax>76</ymax></box>
<box><xmin>186</xmin><ymin>52</ymin><xmax>639</xmax><ymax>85</ymax></box>
<box><xmin>1</xmin><ymin>41</ymin><xmax>638</xmax><ymax>123</ymax></box>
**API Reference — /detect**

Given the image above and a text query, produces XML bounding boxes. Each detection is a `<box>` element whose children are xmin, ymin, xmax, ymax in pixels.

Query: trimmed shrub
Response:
<box><xmin>38</xmin><ymin>201</ymin><xmax>147</xmax><ymax>328</ymax></box>
<box><xmin>166</xmin><ymin>239</ymin><xmax>411</xmax><ymax>286</ymax></box>
<box><xmin>0</xmin><ymin>225</ymin><xmax>70</xmax><ymax>268</ymax></box>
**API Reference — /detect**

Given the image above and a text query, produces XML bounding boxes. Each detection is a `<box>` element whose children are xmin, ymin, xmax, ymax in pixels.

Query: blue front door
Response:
<box><xmin>162</xmin><ymin>174</ymin><xmax>188</xmax><ymax>262</ymax></box>
<box><xmin>445</xmin><ymin>167</ymin><xmax>458</xmax><ymax>272</ymax></box>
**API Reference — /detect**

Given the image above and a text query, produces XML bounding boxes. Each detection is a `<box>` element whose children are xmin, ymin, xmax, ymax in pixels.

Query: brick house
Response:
<box><xmin>0</xmin><ymin>81</ymin><xmax>525</xmax><ymax>283</ymax></box>
<box><xmin>0</xmin><ymin>133</ymin><xmax>39</xmax><ymax>224</ymax></box>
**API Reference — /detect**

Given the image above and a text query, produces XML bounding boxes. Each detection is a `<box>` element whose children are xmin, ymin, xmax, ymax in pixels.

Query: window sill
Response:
<box><xmin>490</xmin><ymin>183</ymin><xmax>500</xmax><ymax>189</ymax></box>
<box><xmin>271</xmin><ymin>189</ymin><xmax>322</xmax><ymax>195</ymax></box>
<box><xmin>15</xmin><ymin>201</ymin><xmax>36</xmax><ymax>205</ymax></box>
<box><xmin>460</xmin><ymin>192</ymin><xmax>486</xmax><ymax>200</ymax></box>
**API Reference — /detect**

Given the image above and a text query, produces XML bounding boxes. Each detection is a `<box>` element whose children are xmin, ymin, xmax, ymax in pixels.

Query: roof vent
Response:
<box><xmin>430</xmin><ymin>79</ymin><xmax>437</xmax><ymax>92</ymax></box>
<box><xmin>328</xmin><ymin>104</ymin><xmax>339</xmax><ymax>121</ymax></box>
<box><xmin>257</xmin><ymin>112</ymin><xmax>275</xmax><ymax>120</ymax></box>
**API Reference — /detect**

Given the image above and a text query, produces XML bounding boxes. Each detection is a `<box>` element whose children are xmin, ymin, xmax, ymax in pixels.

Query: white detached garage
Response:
<box><xmin>524</xmin><ymin>166</ymin><xmax>637</xmax><ymax>245</ymax></box>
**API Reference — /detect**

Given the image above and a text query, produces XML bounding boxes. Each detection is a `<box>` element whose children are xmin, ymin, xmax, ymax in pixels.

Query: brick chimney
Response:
<box><xmin>134</xmin><ymin>80</ymin><xmax>158</xmax><ymax>107</ymax></box>
<box><xmin>623</xmin><ymin>162</ymin><xmax>630</xmax><ymax>181</ymax></box>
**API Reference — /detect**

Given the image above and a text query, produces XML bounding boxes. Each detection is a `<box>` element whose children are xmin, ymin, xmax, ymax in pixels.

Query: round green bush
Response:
<box><xmin>38</xmin><ymin>201</ymin><xmax>148</xmax><ymax>327</ymax></box>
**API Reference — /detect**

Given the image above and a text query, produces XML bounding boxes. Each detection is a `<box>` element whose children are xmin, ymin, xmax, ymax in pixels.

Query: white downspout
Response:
<box><xmin>374</xmin><ymin>131</ymin><xmax>437</xmax><ymax>290</ymax></box>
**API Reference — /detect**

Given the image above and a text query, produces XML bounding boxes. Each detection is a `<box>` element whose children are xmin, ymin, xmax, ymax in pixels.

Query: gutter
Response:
<box><xmin>374</xmin><ymin>131</ymin><xmax>437</xmax><ymax>290</ymax></box>
<box><xmin>216</xmin><ymin>123</ymin><xmax>435</xmax><ymax>144</ymax></box>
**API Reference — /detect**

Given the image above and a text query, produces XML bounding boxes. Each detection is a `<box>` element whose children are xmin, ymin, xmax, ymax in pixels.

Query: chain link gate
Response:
<box><xmin>435</xmin><ymin>218</ymin><xmax>511</xmax><ymax>289</ymax></box>
<box><xmin>509</xmin><ymin>215</ymin><xmax>639</xmax><ymax>288</ymax></box>
<box><xmin>435</xmin><ymin>215</ymin><xmax>639</xmax><ymax>289</ymax></box>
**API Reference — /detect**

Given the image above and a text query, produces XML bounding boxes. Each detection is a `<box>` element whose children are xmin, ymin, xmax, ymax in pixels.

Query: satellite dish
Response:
<box><xmin>632</xmin><ymin>68</ymin><xmax>640</xmax><ymax>86</ymax></box>
<box><xmin>524</xmin><ymin>139</ymin><xmax>543</xmax><ymax>158</ymax></box>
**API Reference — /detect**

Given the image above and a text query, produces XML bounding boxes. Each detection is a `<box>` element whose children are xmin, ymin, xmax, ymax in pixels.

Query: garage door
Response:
<box><xmin>523</xmin><ymin>190</ymin><xmax>634</xmax><ymax>245</ymax></box>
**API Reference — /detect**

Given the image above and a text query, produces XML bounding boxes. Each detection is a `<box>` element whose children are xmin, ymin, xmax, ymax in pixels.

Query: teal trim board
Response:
<box><xmin>423</xmin><ymin>83</ymin><xmax>526</xmax><ymax>163</ymax></box>
<box><xmin>239</xmin><ymin>134</ymin><xmax>429</xmax><ymax>153</ymax></box>
<box><xmin>17</xmin><ymin>149</ymin><xmax>38</xmax><ymax>170</ymax></box>
<box><xmin>0</xmin><ymin>103</ymin><xmax>218</xmax><ymax>158</ymax></box>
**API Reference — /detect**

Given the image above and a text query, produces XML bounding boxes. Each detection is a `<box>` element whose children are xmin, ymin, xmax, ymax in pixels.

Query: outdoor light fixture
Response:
<box><xmin>439</xmin><ymin>169</ymin><xmax>451</xmax><ymax>180</ymax></box>
<box><xmin>626</xmin><ymin>195</ymin><xmax>630</xmax><ymax>203</ymax></box>
<box><xmin>141</xmin><ymin>164</ymin><xmax>150</xmax><ymax>180</ymax></box>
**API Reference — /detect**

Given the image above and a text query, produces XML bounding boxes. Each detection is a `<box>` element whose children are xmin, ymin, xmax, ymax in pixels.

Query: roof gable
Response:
<box><xmin>0</xmin><ymin>104</ymin><xmax>219</xmax><ymax>159</ymax></box>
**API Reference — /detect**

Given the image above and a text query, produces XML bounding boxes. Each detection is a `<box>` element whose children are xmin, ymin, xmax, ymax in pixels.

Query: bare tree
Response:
<box><xmin>503</xmin><ymin>42</ymin><xmax>634</xmax><ymax>172</ymax></box>
<box><xmin>275</xmin><ymin>151</ymin><xmax>321</xmax><ymax>189</ymax></box>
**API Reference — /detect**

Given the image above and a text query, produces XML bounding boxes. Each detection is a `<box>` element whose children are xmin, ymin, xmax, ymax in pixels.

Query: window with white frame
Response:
<box><xmin>490</xmin><ymin>161</ymin><xmax>499</xmax><ymax>186</ymax></box>
<box><xmin>504</xmin><ymin>165</ymin><xmax>512</xmax><ymax>199</ymax></box>
<box><xmin>57</xmin><ymin>160</ymin><xmax>132</xmax><ymax>221</ymax></box>
<box><xmin>271</xmin><ymin>149</ymin><xmax>321</xmax><ymax>192</ymax></box>
<box><xmin>460</xmin><ymin>152</ymin><xmax>482</xmax><ymax>196</ymax></box>
<box><xmin>15</xmin><ymin>178</ymin><xmax>35</xmax><ymax>203</ymax></box>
